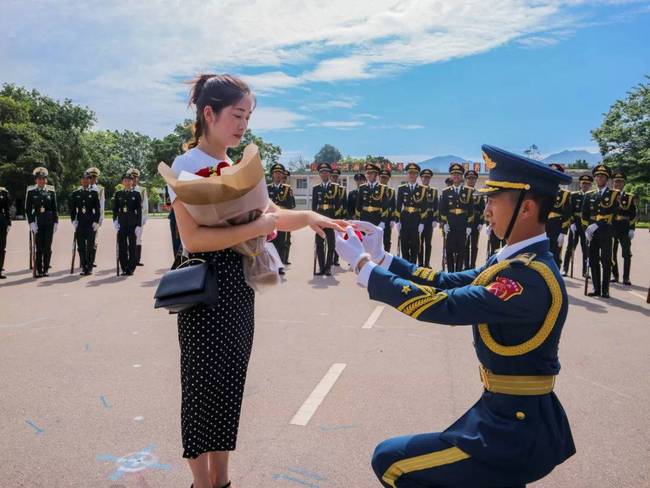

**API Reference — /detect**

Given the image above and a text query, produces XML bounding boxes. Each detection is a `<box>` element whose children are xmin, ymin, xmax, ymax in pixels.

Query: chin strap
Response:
<box><xmin>503</xmin><ymin>190</ymin><xmax>528</xmax><ymax>242</ymax></box>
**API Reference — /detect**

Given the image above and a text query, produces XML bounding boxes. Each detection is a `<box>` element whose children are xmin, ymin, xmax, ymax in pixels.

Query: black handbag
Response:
<box><xmin>154</xmin><ymin>258</ymin><xmax>218</xmax><ymax>313</ymax></box>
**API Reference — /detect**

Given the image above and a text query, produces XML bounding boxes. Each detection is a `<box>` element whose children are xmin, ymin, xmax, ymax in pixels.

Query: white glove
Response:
<box><xmin>628</xmin><ymin>229</ymin><xmax>635</xmax><ymax>240</ymax></box>
<box><xmin>92</xmin><ymin>222</ymin><xmax>99</xmax><ymax>231</ymax></box>
<box><xmin>135</xmin><ymin>226</ymin><xmax>142</xmax><ymax>238</ymax></box>
<box><xmin>53</xmin><ymin>223</ymin><xmax>58</xmax><ymax>233</ymax></box>
<box><xmin>418</xmin><ymin>223</ymin><xmax>424</xmax><ymax>234</ymax></box>
<box><xmin>72</xmin><ymin>220</ymin><xmax>78</xmax><ymax>229</ymax></box>
<box><xmin>30</xmin><ymin>222</ymin><xmax>38</xmax><ymax>234</ymax></box>
<box><xmin>395</xmin><ymin>222</ymin><xmax>401</xmax><ymax>233</ymax></box>
<box><xmin>378</xmin><ymin>222</ymin><xmax>386</xmax><ymax>230</ymax></box>
<box><xmin>432</xmin><ymin>222</ymin><xmax>438</xmax><ymax>229</ymax></box>
<box><xmin>485</xmin><ymin>225</ymin><xmax>492</xmax><ymax>236</ymax></box>
<box><xmin>557</xmin><ymin>234</ymin><xmax>565</xmax><ymax>247</ymax></box>
<box><xmin>466</xmin><ymin>227</ymin><xmax>472</xmax><ymax>237</ymax></box>
<box><xmin>334</xmin><ymin>227</ymin><xmax>367</xmax><ymax>270</ymax></box>
<box><xmin>349</xmin><ymin>220</ymin><xmax>385</xmax><ymax>262</ymax></box>
<box><xmin>585</xmin><ymin>223</ymin><xmax>598</xmax><ymax>241</ymax></box>
<box><xmin>477</xmin><ymin>224</ymin><xmax>483</xmax><ymax>233</ymax></box>
<box><xmin>113</xmin><ymin>221</ymin><xmax>120</xmax><ymax>232</ymax></box>
<box><xmin>444</xmin><ymin>223</ymin><xmax>450</xmax><ymax>234</ymax></box>
<box><xmin>570</xmin><ymin>223</ymin><xmax>576</xmax><ymax>233</ymax></box>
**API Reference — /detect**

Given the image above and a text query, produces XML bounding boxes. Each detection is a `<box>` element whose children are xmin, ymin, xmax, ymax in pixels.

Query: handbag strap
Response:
<box><xmin>176</xmin><ymin>258</ymin><xmax>206</xmax><ymax>269</ymax></box>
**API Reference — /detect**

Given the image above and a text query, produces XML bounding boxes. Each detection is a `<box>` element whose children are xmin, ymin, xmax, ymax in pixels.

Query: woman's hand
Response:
<box><xmin>307</xmin><ymin>212</ymin><xmax>348</xmax><ymax>238</ymax></box>
<box><xmin>256</xmin><ymin>213</ymin><xmax>279</xmax><ymax>236</ymax></box>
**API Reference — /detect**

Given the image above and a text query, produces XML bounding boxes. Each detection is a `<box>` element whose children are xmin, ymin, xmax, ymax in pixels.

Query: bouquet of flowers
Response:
<box><xmin>158</xmin><ymin>144</ymin><xmax>280</xmax><ymax>290</ymax></box>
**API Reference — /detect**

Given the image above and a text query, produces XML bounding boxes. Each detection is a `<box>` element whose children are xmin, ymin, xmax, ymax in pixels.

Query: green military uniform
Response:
<box><xmin>380</xmin><ymin>169</ymin><xmax>396</xmax><ymax>253</ymax></box>
<box><xmin>356</xmin><ymin>163</ymin><xmax>388</xmax><ymax>226</ymax></box>
<box><xmin>439</xmin><ymin>164</ymin><xmax>475</xmax><ymax>272</ymax></box>
<box><xmin>464</xmin><ymin>170</ymin><xmax>484</xmax><ymax>270</ymax></box>
<box><xmin>418</xmin><ymin>169</ymin><xmax>439</xmax><ymax>269</ymax></box>
<box><xmin>267</xmin><ymin>163</ymin><xmax>296</xmax><ymax>266</ymax></box>
<box><xmin>25</xmin><ymin>168</ymin><xmax>58</xmax><ymax>277</ymax></box>
<box><xmin>69</xmin><ymin>180</ymin><xmax>101</xmax><ymax>275</ymax></box>
<box><xmin>611</xmin><ymin>172</ymin><xmax>636</xmax><ymax>285</ymax></box>
<box><xmin>0</xmin><ymin>186</ymin><xmax>11</xmax><ymax>278</ymax></box>
<box><xmin>113</xmin><ymin>179</ymin><xmax>142</xmax><ymax>275</ymax></box>
<box><xmin>581</xmin><ymin>165</ymin><xmax>619</xmax><ymax>298</ymax></box>
<box><xmin>312</xmin><ymin>162</ymin><xmax>339</xmax><ymax>275</ymax></box>
<box><xmin>396</xmin><ymin>164</ymin><xmax>426</xmax><ymax>264</ymax></box>
<box><xmin>562</xmin><ymin>174</ymin><xmax>592</xmax><ymax>277</ymax></box>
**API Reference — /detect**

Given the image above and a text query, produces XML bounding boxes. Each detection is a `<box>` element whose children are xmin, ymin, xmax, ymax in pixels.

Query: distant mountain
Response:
<box><xmin>418</xmin><ymin>154</ymin><xmax>470</xmax><ymax>172</ymax></box>
<box><xmin>542</xmin><ymin>150</ymin><xmax>601</xmax><ymax>166</ymax></box>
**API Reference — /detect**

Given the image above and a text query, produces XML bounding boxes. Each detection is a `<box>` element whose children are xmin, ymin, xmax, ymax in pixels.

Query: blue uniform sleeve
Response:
<box><xmin>367</xmin><ymin>263</ymin><xmax>549</xmax><ymax>326</ymax></box>
<box><xmin>387</xmin><ymin>253</ymin><xmax>486</xmax><ymax>289</ymax></box>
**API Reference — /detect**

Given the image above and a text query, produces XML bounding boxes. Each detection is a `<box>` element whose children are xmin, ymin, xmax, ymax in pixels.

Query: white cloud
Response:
<box><xmin>248</xmin><ymin>107</ymin><xmax>307</xmax><ymax>131</ymax></box>
<box><xmin>0</xmin><ymin>0</ymin><xmax>638</xmax><ymax>135</ymax></box>
<box><xmin>355</xmin><ymin>113</ymin><xmax>381</xmax><ymax>119</ymax></box>
<box><xmin>309</xmin><ymin>120</ymin><xmax>365</xmax><ymax>129</ymax></box>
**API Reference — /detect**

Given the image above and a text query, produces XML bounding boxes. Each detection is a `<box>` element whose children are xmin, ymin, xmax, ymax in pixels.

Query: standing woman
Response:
<box><xmin>169</xmin><ymin>74</ymin><xmax>345</xmax><ymax>488</ymax></box>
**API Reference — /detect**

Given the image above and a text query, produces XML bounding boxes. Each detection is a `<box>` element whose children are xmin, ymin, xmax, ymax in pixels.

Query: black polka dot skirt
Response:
<box><xmin>177</xmin><ymin>249</ymin><xmax>255</xmax><ymax>458</ymax></box>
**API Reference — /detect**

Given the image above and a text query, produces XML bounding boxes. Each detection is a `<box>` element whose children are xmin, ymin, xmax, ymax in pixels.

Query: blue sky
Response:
<box><xmin>1</xmin><ymin>0</ymin><xmax>649</xmax><ymax>163</ymax></box>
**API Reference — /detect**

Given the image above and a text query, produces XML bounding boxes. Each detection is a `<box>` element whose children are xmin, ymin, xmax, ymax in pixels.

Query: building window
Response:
<box><xmin>296</xmin><ymin>178</ymin><xmax>308</xmax><ymax>189</ymax></box>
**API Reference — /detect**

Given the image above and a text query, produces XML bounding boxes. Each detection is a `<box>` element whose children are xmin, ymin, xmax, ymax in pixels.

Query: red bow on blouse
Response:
<box><xmin>194</xmin><ymin>161</ymin><xmax>230</xmax><ymax>177</ymax></box>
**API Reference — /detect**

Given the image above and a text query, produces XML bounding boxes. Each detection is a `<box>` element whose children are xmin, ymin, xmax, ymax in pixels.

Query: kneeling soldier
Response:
<box><xmin>337</xmin><ymin>145</ymin><xmax>575</xmax><ymax>488</ymax></box>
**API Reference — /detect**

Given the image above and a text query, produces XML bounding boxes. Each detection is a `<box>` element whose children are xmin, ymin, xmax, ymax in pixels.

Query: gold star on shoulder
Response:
<box><xmin>401</xmin><ymin>285</ymin><xmax>411</xmax><ymax>295</ymax></box>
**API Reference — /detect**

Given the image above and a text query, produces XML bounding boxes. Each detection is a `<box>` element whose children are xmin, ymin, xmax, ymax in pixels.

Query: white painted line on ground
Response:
<box><xmin>362</xmin><ymin>306</ymin><xmax>385</xmax><ymax>329</ymax></box>
<box><xmin>134</xmin><ymin>416</ymin><xmax>144</xmax><ymax>422</ymax></box>
<box><xmin>627</xmin><ymin>290</ymin><xmax>646</xmax><ymax>301</ymax></box>
<box><xmin>0</xmin><ymin>317</ymin><xmax>48</xmax><ymax>329</ymax></box>
<box><xmin>290</xmin><ymin>363</ymin><xmax>346</xmax><ymax>427</ymax></box>
<box><xmin>133</xmin><ymin>364</ymin><xmax>142</xmax><ymax>368</ymax></box>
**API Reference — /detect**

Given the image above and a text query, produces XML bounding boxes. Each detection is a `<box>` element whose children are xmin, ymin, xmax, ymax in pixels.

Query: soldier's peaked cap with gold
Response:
<box><xmin>479</xmin><ymin>144</ymin><xmax>571</xmax><ymax>197</ymax></box>
<box><xmin>592</xmin><ymin>164</ymin><xmax>611</xmax><ymax>178</ymax></box>
<box><xmin>317</xmin><ymin>162</ymin><xmax>332</xmax><ymax>172</ymax></box>
<box><xmin>270</xmin><ymin>163</ymin><xmax>285</xmax><ymax>173</ymax></box>
<box><xmin>449</xmin><ymin>163</ymin><xmax>464</xmax><ymax>175</ymax></box>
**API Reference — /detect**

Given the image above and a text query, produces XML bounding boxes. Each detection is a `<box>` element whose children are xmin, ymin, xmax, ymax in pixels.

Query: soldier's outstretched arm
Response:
<box><xmin>382</xmin><ymin>252</ymin><xmax>483</xmax><ymax>289</ymax></box>
<box><xmin>361</xmin><ymin>260</ymin><xmax>550</xmax><ymax>326</ymax></box>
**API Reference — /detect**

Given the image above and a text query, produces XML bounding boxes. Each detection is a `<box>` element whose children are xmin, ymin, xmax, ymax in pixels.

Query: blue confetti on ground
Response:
<box><xmin>25</xmin><ymin>419</ymin><xmax>44</xmax><ymax>435</ymax></box>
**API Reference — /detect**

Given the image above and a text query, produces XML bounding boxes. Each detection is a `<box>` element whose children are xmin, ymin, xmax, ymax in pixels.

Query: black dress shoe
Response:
<box><xmin>279</xmin><ymin>268</ymin><xmax>285</xmax><ymax>275</ymax></box>
<box><xmin>43</xmin><ymin>272</ymin><xmax>49</xmax><ymax>277</ymax></box>
<box><xmin>601</xmin><ymin>292</ymin><xmax>610</xmax><ymax>298</ymax></box>
<box><xmin>136</xmin><ymin>262</ymin><xmax>144</xmax><ymax>266</ymax></box>
<box><xmin>121</xmin><ymin>271</ymin><xmax>128</xmax><ymax>276</ymax></box>
<box><xmin>324</xmin><ymin>270</ymin><xmax>332</xmax><ymax>276</ymax></box>
<box><xmin>610</xmin><ymin>277</ymin><xmax>618</xmax><ymax>283</ymax></box>
<box><xmin>314</xmin><ymin>271</ymin><xmax>324</xmax><ymax>276</ymax></box>
<box><xmin>0</xmin><ymin>274</ymin><xmax>6</xmax><ymax>279</ymax></box>
<box><xmin>587</xmin><ymin>291</ymin><xmax>601</xmax><ymax>297</ymax></box>
<box><xmin>623</xmin><ymin>280</ymin><xmax>632</xmax><ymax>286</ymax></box>
<box><xmin>561</xmin><ymin>271</ymin><xmax>568</xmax><ymax>277</ymax></box>
<box><xmin>286</xmin><ymin>261</ymin><xmax>292</xmax><ymax>265</ymax></box>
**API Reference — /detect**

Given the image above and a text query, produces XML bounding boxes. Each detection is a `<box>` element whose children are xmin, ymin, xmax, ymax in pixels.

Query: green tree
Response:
<box><xmin>592</xmin><ymin>76</ymin><xmax>650</xmax><ymax>183</ymax></box>
<box><xmin>314</xmin><ymin>144</ymin><xmax>342</xmax><ymax>164</ymax></box>
<box><xmin>567</xmin><ymin>158</ymin><xmax>589</xmax><ymax>169</ymax></box>
<box><xmin>0</xmin><ymin>84</ymin><xmax>96</xmax><ymax>208</ymax></box>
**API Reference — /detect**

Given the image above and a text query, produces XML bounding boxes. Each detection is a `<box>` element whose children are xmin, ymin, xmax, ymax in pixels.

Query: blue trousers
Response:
<box><xmin>372</xmin><ymin>432</ymin><xmax>525</xmax><ymax>488</ymax></box>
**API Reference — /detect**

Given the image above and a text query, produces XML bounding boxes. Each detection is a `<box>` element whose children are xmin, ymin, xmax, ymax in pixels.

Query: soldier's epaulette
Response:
<box><xmin>0</xmin><ymin>187</ymin><xmax>6</xmax><ymax>192</ymax></box>
<box><xmin>586</xmin><ymin>189</ymin><xmax>597</xmax><ymax>194</ymax></box>
<box><xmin>46</xmin><ymin>184</ymin><xmax>55</xmax><ymax>191</ymax></box>
<box><xmin>26</xmin><ymin>185</ymin><xmax>36</xmax><ymax>192</ymax></box>
<box><xmin>282</xmin><ymin>183</ymin><xmax>291</xmax><ymax>188</ymax></box>
<box><xmin>509</xmin><ymin>253</ymin><xmax>537</xmax><ymax>266</ymax></box>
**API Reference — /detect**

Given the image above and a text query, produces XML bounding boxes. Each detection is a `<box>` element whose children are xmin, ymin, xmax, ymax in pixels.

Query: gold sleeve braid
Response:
<box><xmin>471</xmin><ymin>255</ymin><xmax>563</xmax><ymax>357</ymax></box>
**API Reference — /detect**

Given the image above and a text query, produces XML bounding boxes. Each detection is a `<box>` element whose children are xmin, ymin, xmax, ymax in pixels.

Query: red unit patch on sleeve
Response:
<box><xmin>485</xmin><ymin>276</ymin><xmax>524</xmax><ymax>301</ymax></box>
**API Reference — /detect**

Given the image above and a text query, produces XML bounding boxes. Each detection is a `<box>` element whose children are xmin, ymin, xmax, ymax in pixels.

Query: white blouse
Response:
<box><xmin>167</xmin><ymin>147</ymin><xmax>230</xmax><ymax>204</ymax></box>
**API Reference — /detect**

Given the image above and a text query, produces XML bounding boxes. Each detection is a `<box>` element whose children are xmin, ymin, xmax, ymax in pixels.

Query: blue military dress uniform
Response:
<box><xmin>365</xmin><ymin>145</ymin><xmax>576</xmax><ymax>488</ymax></box>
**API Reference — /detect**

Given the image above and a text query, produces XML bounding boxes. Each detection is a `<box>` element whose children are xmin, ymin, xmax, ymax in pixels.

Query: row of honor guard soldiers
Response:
<box><xmin>540</xmin><ymin>163</ymin><xmax>637</xmax><ymax>297</ymax></box>
<box><xmin>0</xmin><ymin>165</ymin><xmax>149</xmax><ymax>279</ymax></box>
<box><xmin>267</xmin><ymin>164</ymin><xmax>296</xmax><ymax>274</ymax></box>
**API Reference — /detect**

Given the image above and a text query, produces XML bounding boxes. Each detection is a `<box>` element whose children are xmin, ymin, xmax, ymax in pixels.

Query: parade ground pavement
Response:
<box><xmin>1</xmin><ymin>219</ymin><xmax>649</xmax><ymax>488</ymax></box>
